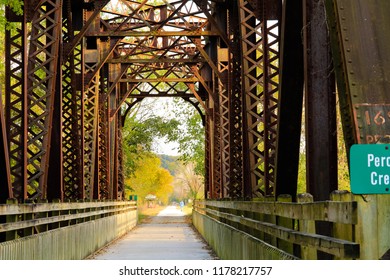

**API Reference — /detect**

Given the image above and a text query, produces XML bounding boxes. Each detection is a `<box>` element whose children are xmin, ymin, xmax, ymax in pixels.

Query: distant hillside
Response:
<box><xmin>158</xmin><ymin>154</ymin><xmax>180</xmax><ymax>175</ymax></box>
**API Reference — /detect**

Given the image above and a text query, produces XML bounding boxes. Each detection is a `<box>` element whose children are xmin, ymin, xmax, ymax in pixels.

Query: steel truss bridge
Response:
<box><xmin>0</xmin><ymin>0</ymin><xmax>390</xmax><ymax>260</ymax></box>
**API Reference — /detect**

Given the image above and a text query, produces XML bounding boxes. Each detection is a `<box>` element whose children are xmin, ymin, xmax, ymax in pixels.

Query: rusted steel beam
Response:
<box><xmin>109</xmin><ymin>81</ymin><xmax>118</xmax><ymax>199</ymax></box>
<box><xmin>26</xmin><ymin>0</ymin><xmax>63</xmax><ymax>200</ymax></box>
<box><xmin>205</xmin><ymin>99</ymin><xmax>213</xmax><ymax>199</ymax></box>
<box><xmin>86</xmin><ymin>31</ymin><xmax>220</xmax><ymax>37</ymax></box>
<box><xmin>63</xmin><ymin>0</ymin><xmax>110</xmax><ymax>59</ymax></box>
<box><xmin>275</xmin><ymin>0</ymin><xmax>304</xmax><ymax>199</ymax></box>
<box><xmin>109</xmin><ymin>84</ymin><xmax>136</xmax><ymax>121</ymax></box>
<box><xmin>240</xmin><ymin>0</ymin><xmax>281</xmax><ymax>198</ymax></box>
<box><xmin>85</xmin><ymin>38</ymin><xmax>122</xmax><ymax>86</ymax></box>
<box><xmin>103</xmin><ymin>64</ymin><xmax>130</xmax><ymax>113</ymax></box>
<box><xmin>193</xmin><ymin>68</ymin><xmax>216</xmax><ymax>103</ymax></box>
<box><xmin>304</xmin><ymin>0</ymin><xmax>337</xmax><ymax>259</ymax></box>
<box><xmin>117</xmin><ymin>108</ymin><xmax>125</xmax><ymax>199</ymax></box>
<box><xmin>84</xmin><ymin>75</ymin><xmax>100</xmax><ymax>200</ymax></box>
<box><xmin>47</xmin><ymin>60</ymin><xmax>64</xmax><ymax>202</ymax></box>
<box><xmin>108</xmin><ymin>58</ymin><xmax>205</xmax><ymax>64</ymax></box>
<box><xmin>190</xmin><ymin>37</ymin><xmax>223</xmax><ymax>82</ymax></box>
<box><xmin>193</xmin><ymin>0</ymin><xmax>230</xmax><ymax>46</ymax></box>
<box><xmin>0</xmin><ymin>90</ymin><xmax>12</xmax><ymax>203</ymax></box>
<box><xmin>247</xmin><ymin>0</ymin><xmax>281</xmax><ymax>20</ymax></box>
<box><xmin>128</xmin><ymin>93</ymin><xmax>195</xmax><ymax>98</ymax></box>
<box><xmin>219</xmin><ymin>54</ymin><xmax>231</xmax><ymax>198</ymax></box>
<box><xmin>61</xmin><ymin>0</ymin><xmax>85</xmax><ymax>201</ymax></box>
<box><xmin>118</xmin><ymin>77</ymin><xmax>198</xmax><ymax>83</ymax></box>
<box><xmin>327</xmin><ymin>0</ymin><xmax>390</xmax><ymax>148</ymax></box>
<box><xmin>303</xmin><ymin>0</ymin><xmax>337</xmax><ymax>201</ymax></box>
<box><xmin>227</xmin><ymin>0</ymin><xmax>245</xmax><ymax>199</ymax></box>
<box><xmin>186</xmin><ymin>83</ymin><xmax>207</xmax><ymax>112</ymax></box>
<box><xmin>4</xmin><ymin>6</ymin><xmax>28</xmax><ymax>201</ymax></box>
<box><xmin>207</xmin><ymin>36</ymin><xmax>223</xmax><ymax>199</ymax></box>
<box><xmin>96</xmin><ymin>76</ymin><xmax>111</xmax><ymax>200</ymax></box>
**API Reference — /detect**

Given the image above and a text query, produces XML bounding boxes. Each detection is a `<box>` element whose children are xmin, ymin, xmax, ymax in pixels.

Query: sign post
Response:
<box><xmin>350</xmin><ymin>144</ymin><xmax>390</xmax><ymax>194</ymax></box>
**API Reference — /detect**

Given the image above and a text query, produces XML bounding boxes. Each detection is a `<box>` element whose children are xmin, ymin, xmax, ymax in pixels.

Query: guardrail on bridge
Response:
<box><xmin>193</xmin><ymin>191</ymin><xmax>390</xmax><ymax>260</ymax></box>
<box><xmin>0</xmin><ymin>200</ymin><xmax>137</xmax><ymax>259</ymax></box>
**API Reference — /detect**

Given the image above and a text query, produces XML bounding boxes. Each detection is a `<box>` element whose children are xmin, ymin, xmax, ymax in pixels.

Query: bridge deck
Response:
<box><xmin>89</xmin><ymin>206</ymin><xmax>216</xmax><ymax>260</ymax></box>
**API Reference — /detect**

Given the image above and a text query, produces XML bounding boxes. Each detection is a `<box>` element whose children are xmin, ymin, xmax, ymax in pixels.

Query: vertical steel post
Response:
<box><xmin>62</xmin><ymin>0</ymin><xmax>85</xmax><ymax>200</ymax></box>
<box><xmin>304</xmin><ymin>0</ymin><xmax>337</xmax><ymax>259</ymax></box>
<box><xmin>97</xmin><ymin>63</ymin><xmax>110</xmax><ymax>199</ymax></box>
<box><xmin>210</xmin><ymin>36</ymin><xmax>222</xmax><ymax>199</ymax></box>
<box><xmin>275</xmin><ymin>0</ymin><xmax>304</xmax><ymax>199</ymax></box>
<box><xmin>240</xmin><ymin>0</ymin><xmax>281</xmax><ymax>197</ymax></box>
<box><xmin>0</xmin><ymin>90</ymin><xmax>11</xmax><ymax>203</ymax></box>
<box><xmin>215</xmin><ymin>2</ymin><xmax>231</xmax><ymax>198</ymax></box>
<box><xmin>4</xmin><ymin>5</ymin><xmax>28</xmax><ymax>201</ymax></box>
<box><xmin>303</xmin><ymin>0</ymin><xmax>337</xmax><ymax>201</ymax></box>
<box><xmin>227</xmin><ymin>0</ymin><xmax>245</xmax><ymax>199</ymax></box>
<box><xmin>204</xmin><ymin>97</ymin><xmax>212</xmax><ymax>199</ymax></box>
<box><xmin>26</xmin><ymin>0</ymin><xmax>63</xmax><ymax>200</ymax></box>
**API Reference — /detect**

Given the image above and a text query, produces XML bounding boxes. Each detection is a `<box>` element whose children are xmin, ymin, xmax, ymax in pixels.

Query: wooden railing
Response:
<box><xmin>0</xmin><ymin>200</ymin><xmax>137</xmax><ymax>242</ymax></box>
<box><xmin>193</xmin><ymin>191</ymin><xmax>373</xmax><ymax>260</ymax></box>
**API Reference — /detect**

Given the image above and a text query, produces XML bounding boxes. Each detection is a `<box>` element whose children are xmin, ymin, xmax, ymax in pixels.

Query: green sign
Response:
<box><xmin>350</xmin><ymin>144</ymin><xmax>390</xmax><ymax>194</ymax></box>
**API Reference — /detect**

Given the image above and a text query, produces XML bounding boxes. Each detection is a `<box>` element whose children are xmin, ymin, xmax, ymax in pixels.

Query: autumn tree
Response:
<box><xmin>173</xmin><ymin>161</ymin><xmax>204</xmax><ymax>201</ymax></box>
<box><xmin>125</xmin><ymin>153</ymin><xmax>174</xmax><ymax>205</ymax></box>
<box><xmin>121</xmin><ymin>99</ymin><xmax>180</xmax><ymax>177</ymax></box>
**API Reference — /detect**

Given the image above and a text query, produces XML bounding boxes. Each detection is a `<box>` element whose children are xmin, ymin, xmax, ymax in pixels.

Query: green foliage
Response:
<box><xmin>0</xmin><ymin>0</ymin><xmax>23</xmax><ymax>28</ymax></box>
<box><xmin>122</xmin><ymin>101</ymin><xmax>180</xmax><ymax>177</ymax></box>
<box><xmin>172</xmin><ymin>99</ymin><xmax>205</xmax><ymax>176</ymax></box>
<box><xmin>158</xmin><ymin>154</ymin><xmax>180</xmax><ymax>176</ymax></box>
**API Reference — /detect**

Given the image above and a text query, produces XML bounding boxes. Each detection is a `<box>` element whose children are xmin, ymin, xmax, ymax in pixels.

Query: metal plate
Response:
<box><xmin>350</xmin><ymin>144</ymin><xmax>390</xmax><ymax>194</ymax></box>
<box><xmin>353</xmin><ymin>104</ymin><xmax>390</xmax><ymax>143</ymax></box>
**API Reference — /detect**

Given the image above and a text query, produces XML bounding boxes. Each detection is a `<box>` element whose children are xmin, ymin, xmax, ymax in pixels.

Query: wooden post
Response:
<box><xmin>51</xmin><ymin>199</ymin><xmax>61</xmax><ymax>229</ymax></box>
<box><xmin>77</xmin><ymin>199</ymin><xmax>86</xmax><ymax>223</ymax></box>
<box><xmin>23</xmin><ymin>199</ymin><xmax>34</xmax><ymax>237</ymax></box>
<box><xmin>62</xmin><ymin>199</ymin><xmax>72</xmax><ymax>227</ymax></box>
<box><xmin>276</xmin><ymin>194</ymin><xmax>294</xmax><ymax>255</ymax></box>
<box><xmin>331</xmin><ymin>190</ymin><xmax>355</xmax><ymax>259</ymax></box>
<box><xmin>252</xmin><ymin>197</ymin><xmax>265</xmax><ymax>241</ymax></box>
<box><xmin>354</xmin><ymin>194</ymin><xmax>378</xmax><ymax>259</ymax></box>
<box><xmin>6</xmin><ymin>198</ymin><xmax>18</xmax><ymax>241</ymax></box>
<box><xmin>37</xmin><ymin>199</ymin><xmax>49</xmax><ymax>233</ymax></box>
<box><xmin>297</xmin><ymin>193</ymin><xmax>316</xmax><ymax>259</ymax></box>
<box><xmin>263</xmin><ymin>196</ymin><xmax>277</xmax><ymax>246</ymax></box>
<box><xmin>377</xmin><ymin>195</ymin><xmax>390</xmax><ymax>259</ymax></box>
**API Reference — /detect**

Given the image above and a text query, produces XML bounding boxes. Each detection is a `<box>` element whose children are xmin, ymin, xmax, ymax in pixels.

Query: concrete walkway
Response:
<box><xmin>90</xmin><ymin>206</ymin><xmax>216</xmax><ymax>260</ymax></box>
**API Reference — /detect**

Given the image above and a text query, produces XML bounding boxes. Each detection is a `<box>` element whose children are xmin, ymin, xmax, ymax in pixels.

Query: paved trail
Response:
<box><xmin>90</xmin><ymin>206</ymin><xmax>216</xmax><ymax>260</ymax></box>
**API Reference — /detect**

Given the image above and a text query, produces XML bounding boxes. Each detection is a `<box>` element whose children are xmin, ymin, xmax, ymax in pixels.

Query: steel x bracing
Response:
<box><xmin>1</xmin><ymin>0</ymin><xmax>280</xmax><ymax>202</ymax></box>
<box><xmin>4</xmin><ymin>0</ymin><xmax>380</xmax><ymax>204</ymax></box>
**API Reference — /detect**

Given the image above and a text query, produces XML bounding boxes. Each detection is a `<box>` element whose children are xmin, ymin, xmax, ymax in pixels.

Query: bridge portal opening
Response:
<box><xmin>121</xmin><ymin>96</ymin><xmax>205</xmax><ymax>208</ymax></box>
